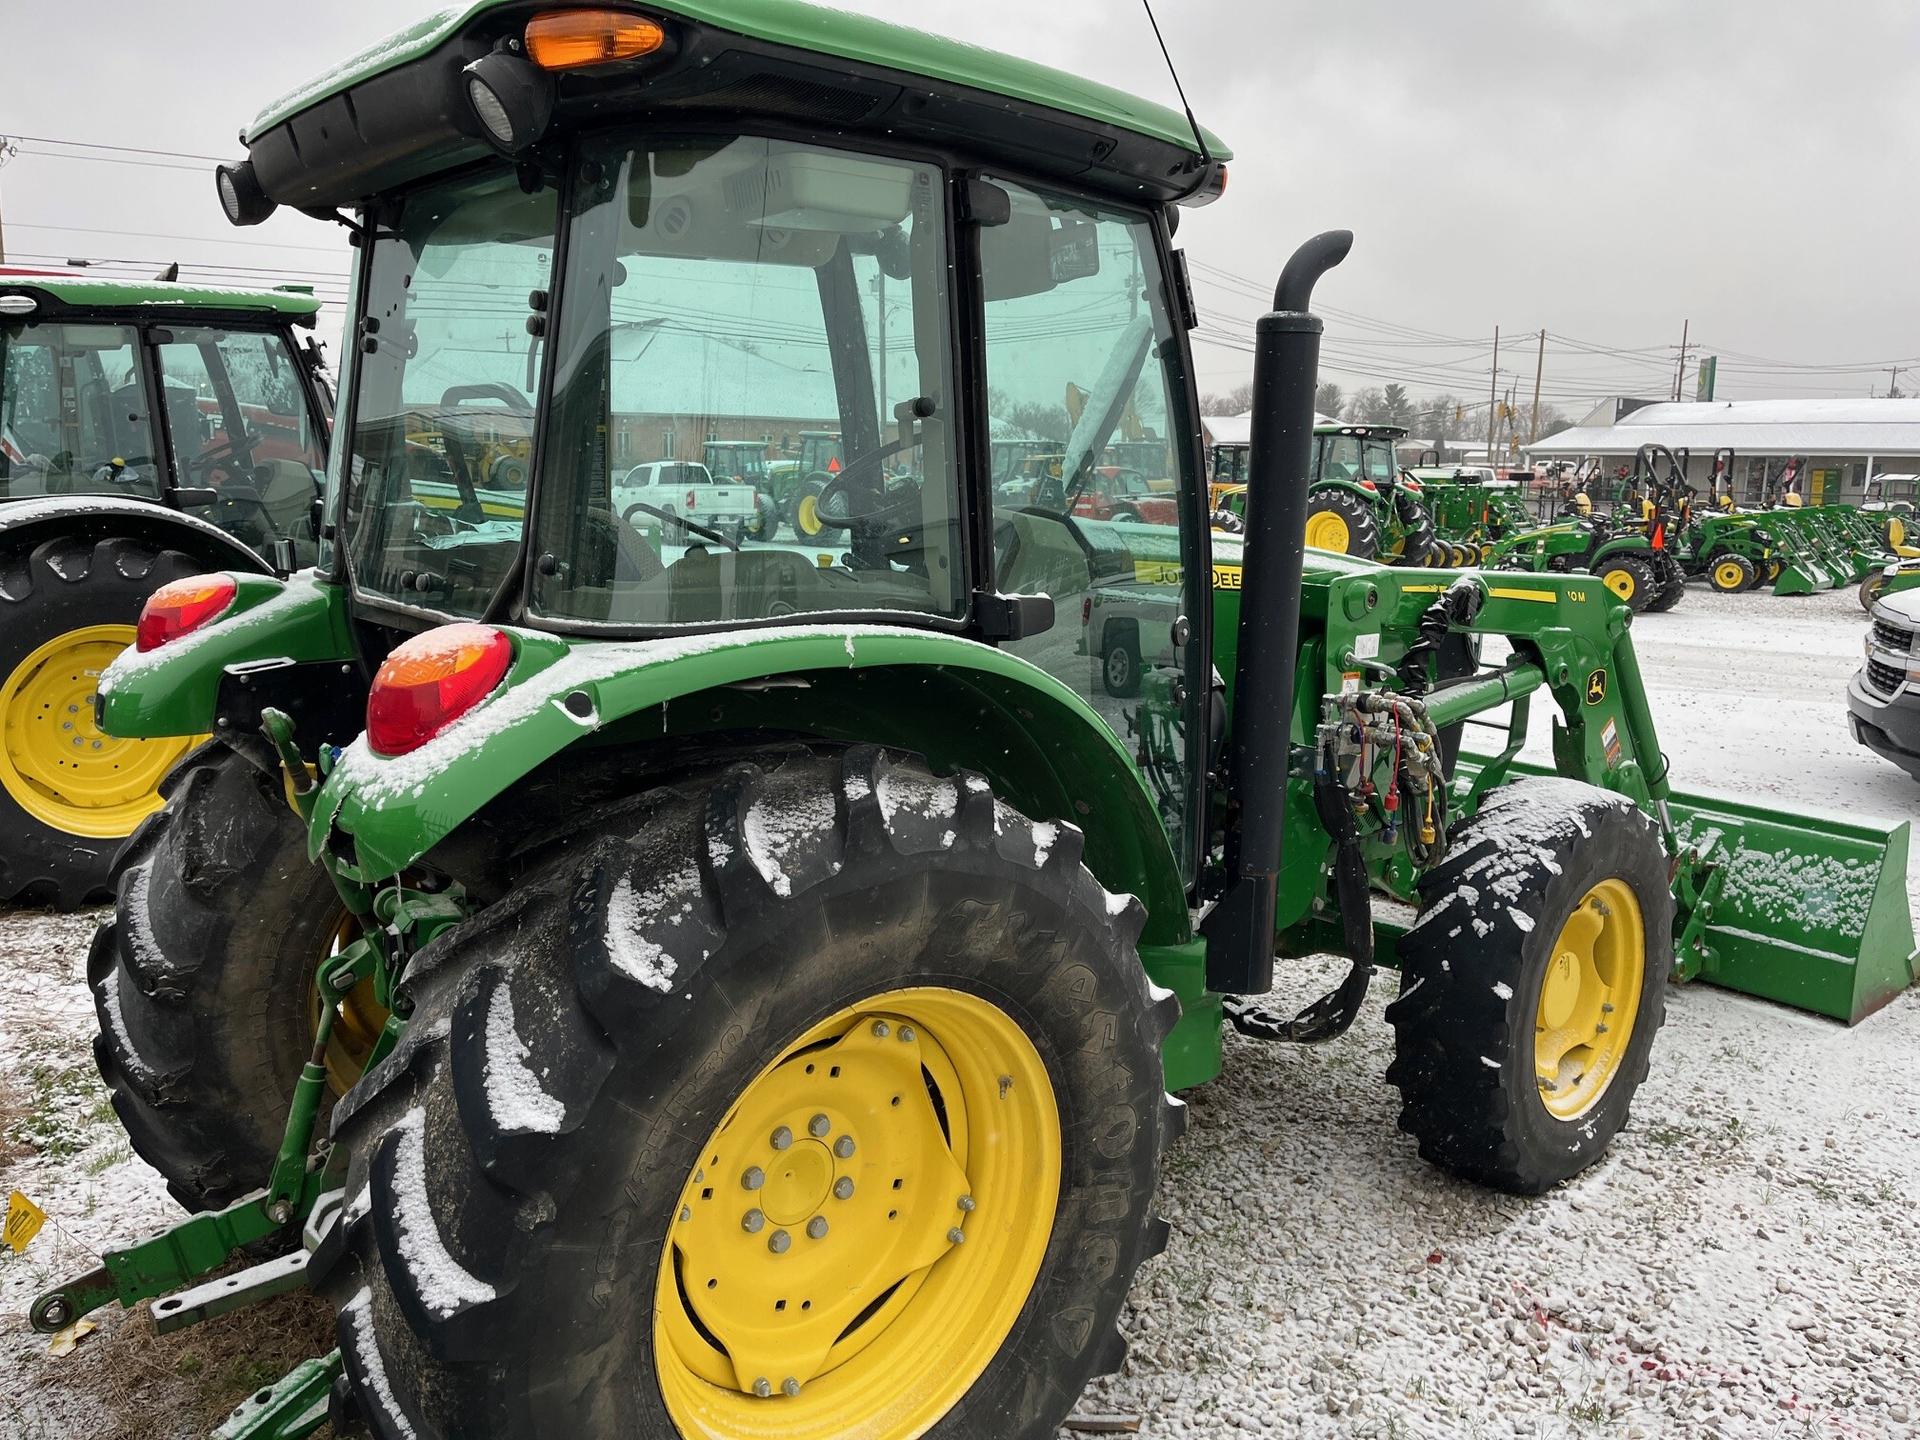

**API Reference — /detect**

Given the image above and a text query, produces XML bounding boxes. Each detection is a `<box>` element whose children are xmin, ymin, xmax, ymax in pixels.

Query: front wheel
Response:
<box><xmin>1388</xmin><ymin>778</ymin><xmax>1672</xmax><ymax>1193</ymax></box>
<box><xmin>1594</xmin><ymin>553</ymin><xmax>1658</xmax><ymax>611</ymax></box>
<box><xmin>320</xmin><ymin>747</ymin><xmax>1178</xmax><ymax>1440</ymax></box>
<box><xmin>1709</xmin><ymin>554</ymin><xmax>1757</xmax><ymax>594</ymax></box>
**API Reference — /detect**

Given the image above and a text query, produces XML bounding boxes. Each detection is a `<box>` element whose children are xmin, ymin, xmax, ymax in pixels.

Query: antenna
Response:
<box><xmin>1140</xmin><ymin>0</ymin><xmax>1212</xmax><ymax>177</ymax></box>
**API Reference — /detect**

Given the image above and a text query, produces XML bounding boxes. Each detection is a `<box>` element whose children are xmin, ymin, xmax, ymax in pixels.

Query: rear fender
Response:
<box><xmin>312</xmin><ymin>626</ymin><xmax>1191</xmax><ymax>943</ymax></box>
<box><xmin>0</xmin><ymin>495</ymin><xmax>275</xmax><ymax>575</ymax></box>
<box><xmin>96</xmin><ymin>571</ymin><xmax>356</xmax><ymax>738</ymax></box>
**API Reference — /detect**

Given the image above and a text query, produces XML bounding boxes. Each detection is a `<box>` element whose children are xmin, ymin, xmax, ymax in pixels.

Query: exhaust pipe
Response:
<box><xmin>1202</xmin><ymin>229</ymin><xmax>1352</xmax><ymax>994</ymax></box>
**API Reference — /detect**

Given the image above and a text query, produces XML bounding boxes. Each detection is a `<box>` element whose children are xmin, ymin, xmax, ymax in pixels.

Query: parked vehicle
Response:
<box><xmin>1301</xmin><ymin>421</ymin><xmax>1440</xmax><ymax>564</ymax></box>
<box><xmin>614</xmin><ymin>458</ymin><xmax>766</xmax><ymax>539</ymax></box>
<box><xmin>1849</xmin><ymin>586</ymin><xmax>1920</xmax><ymax>782</ymax></box>
<box><xmin>35</xmin><ymin>8</ymin><xmax>1915</xmax><ymax>1439</ymax></box>
<box><xmin>0</xmin><ymin>268</ymin><xmax>331</xmax><ymax>904</ymax></box>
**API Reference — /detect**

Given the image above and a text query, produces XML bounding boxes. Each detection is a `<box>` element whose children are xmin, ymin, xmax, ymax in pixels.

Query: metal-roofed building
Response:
<box><xmin>1525</xmin><ymin>397</ymin><xmax>1920</xmax><ymax>503</ymax></box>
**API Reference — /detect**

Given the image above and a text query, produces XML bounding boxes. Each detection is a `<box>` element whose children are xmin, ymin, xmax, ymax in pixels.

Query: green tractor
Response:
<box><xmin>0</xmin><ymin>269</ymin><xmax>333</xmax><ymax>905</ymax></box>
<box><xmin>1482</xmin><ymin>459</ymin><xmax>1687</xmax><ymax>613</ymax></box>
<box><xmin>767</xmin><ymin>428</ymin><xmax>845</xmax><ymax>539</ymax></box>
<box><xmin>34</xmin><ymin>7</ymin><xmax>1917</xmax><ymax>1439</ymax></box>
<box><xmin>1301</xmin><ymin>419</ymin><xmax>1441</xmax><ymax>563</ymax></box>
<box><xmin>1407</xmin><ymin>460</ymin><xmax>1535</xmax><ymax>565</ymax></box>
<box><xmin>1643</xmin><ymin>446</ymin><xmax>1777</xmax><ymax>594</ymax></box>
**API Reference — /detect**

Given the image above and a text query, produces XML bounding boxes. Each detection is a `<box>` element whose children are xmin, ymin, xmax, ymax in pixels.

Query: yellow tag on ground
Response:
<box><xmin>4</xmin><ymin>1190</ymin><xmax>46</xmax><ymax>1254</ymax></box>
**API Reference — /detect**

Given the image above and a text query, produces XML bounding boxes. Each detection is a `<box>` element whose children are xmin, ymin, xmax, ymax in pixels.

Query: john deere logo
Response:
<box><xmin>1584</xmin><ymin>668</ymin><xmax>1608</xmax><ymax>705</ymax></box>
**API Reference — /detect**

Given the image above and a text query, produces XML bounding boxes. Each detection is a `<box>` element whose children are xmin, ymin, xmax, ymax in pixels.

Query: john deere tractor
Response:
<box><xmin>1301</xmin><ymin>419</ymin><xmax>1440</xmax><ymax>564</ymax></box>
<box><xmin>0</xmin><ymin>270</ymin><xmax>333</xmax><ymax>905</ymax></box>
<box><xmin>35</xmin><ymin>7</ymin><xmax>1917</xmax><ymax>1439</ymax></box>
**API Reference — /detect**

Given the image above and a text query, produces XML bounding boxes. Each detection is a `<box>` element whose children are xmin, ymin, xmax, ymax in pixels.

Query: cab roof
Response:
<box><xmin>0</xmin><ymin>270</ymin><xmax>321</xmax><ymax>323</ymax></box>
<box><xmin>251</xmin><ymin>0</ymin><xmax>1229</xmax><ymax>157</ymax></box>
<box><xmin>243</xmin><ymin>1</ymin><xmax>1229</xmax><ymax>212</ymax></box>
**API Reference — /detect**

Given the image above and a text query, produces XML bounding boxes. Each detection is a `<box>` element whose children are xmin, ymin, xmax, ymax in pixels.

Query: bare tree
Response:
<box><xmin>1198</xmin><ymin>381</ymin><xmax>1255</xmax><ymax>416</ymax></box>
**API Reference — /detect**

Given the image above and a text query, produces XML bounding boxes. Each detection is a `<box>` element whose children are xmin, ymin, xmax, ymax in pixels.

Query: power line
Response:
<box><xmin>3</xmin><ymin>133</ymin><xmax>231</xmax><ymax>164</ymax></box>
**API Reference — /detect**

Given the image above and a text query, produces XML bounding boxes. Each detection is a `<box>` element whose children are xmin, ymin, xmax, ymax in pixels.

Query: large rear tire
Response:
<box><xmin>319</xmin><ymin>747</ymin><xmax>1178</xmax><ymax>1440</ymax></box>
<box><xmin>1302</xmin><ymin>488</ymin><xmax>1379</xmax><ymax>559</ymax></box>
<box><xmin>1387</xmin><ymin>778</ymin><xmax>1672</xmax><ymax>1193</ymax></box>
<box><xmin>91</xmin><ymin>742</ymin><xmax>368</xmax><ymax>1211</ymax></box>
<box><xmin>0</xmin><ymin>535</ymin><xmax>206</xmax><ymax>907</ymax></box>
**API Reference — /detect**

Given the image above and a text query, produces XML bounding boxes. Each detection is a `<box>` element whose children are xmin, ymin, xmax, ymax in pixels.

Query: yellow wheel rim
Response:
<box><xmin>1535</xmin><ymin>879</ymin><xmax>1644</xmax><ymax>1120</ymax></box>
<box><xmin>1713</xmin><ymin>560</ymin><xmax>1747</xmax><ymax>591</ymax></box>
<box><xmin>309</xmin><ymin>912</ymin><xmax>389</xmax><ymax>1097</ymax></box>
<box><xmin>0</xmin><ymin>624</ymin><xmax>200</xmax><ymax>839</ymax></box>
<box><xmin>796</xmin><ymin>493</ymin><xmax>824</xmax><ymax>538</ymax></box>
<box><xmin>655</xmin><ymin>987</ymin><xmax>1061</xmax><ymax>1439</ymax></box>
<box><xmin>1602</xmin><ymin>568</ymin><xmax>1637</xmax><ymax>601</ymax></box>
<box><xmin>1303</xmin><ymin>511</ymin><xmax>1351</xmax><ymax>552</ymax></box>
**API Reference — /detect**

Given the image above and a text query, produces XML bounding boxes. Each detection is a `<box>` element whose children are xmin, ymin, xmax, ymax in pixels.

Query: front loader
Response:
<box><xmin>31</xmin><ymin>6</ymin><xmax>1919</xmax><ymax>1439</ymax></box>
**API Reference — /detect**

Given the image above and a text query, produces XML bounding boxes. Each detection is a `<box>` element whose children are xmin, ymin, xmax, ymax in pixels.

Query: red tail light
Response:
<box><xmin>1359</xmin><ymin>479</ymin><xmax>1377</xmax><ymax>492</ymax></box>
<box><xmin>366</xmin><ymin>624</ymin><xmax>514</xmax><ymax>757</ymax></box>
<box><xmin>136</xmin><ymin>575</ymin><xmax>237</xmax><ymax>652</ymax></box>
<box><xmin>685</xmin><ymin>489</ymin><xmax>697</xmax><ymax>509</ymax></box>
<box><xmin>1400</xmin><ymin>478</ymin><xmax>1422</xmax><ymax>493</ymax></box>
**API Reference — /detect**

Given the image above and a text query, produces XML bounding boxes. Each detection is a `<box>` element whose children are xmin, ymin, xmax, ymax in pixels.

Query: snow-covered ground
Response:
<box><xmin>1</xmin><ymin>580</ymin><xmax>1914</xmax><ymax>1438</ymax></box>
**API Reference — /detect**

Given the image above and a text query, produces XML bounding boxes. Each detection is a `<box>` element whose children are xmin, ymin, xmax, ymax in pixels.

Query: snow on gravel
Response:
<box><xmin>1</xmin><ymin>582</ymin><xmax>1915</xmax><ymax>1438</ymax></box>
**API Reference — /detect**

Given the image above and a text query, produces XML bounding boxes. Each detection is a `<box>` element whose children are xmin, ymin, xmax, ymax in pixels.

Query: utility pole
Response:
<box><xmin>1672</xmin><ymin>318</ymin><xmax>1691</xmax><ymax>402</ymax></box>
<box><xmin>1529</xmin><ymin>328</ymin><xmax>1546</xmax><ymax>442</ymax></box>
<box><xmin>0</xmin><ymin>135</ymin><xmax>17</xmax><ymax>264</ymax></box>
<box><xmin>1485</xmin><ymin>325</ymin><xmax>1501</xmax><ymax>456</ymax></box>
<box><xmin>1886</xmin><ymin>365</ymin><xmax>1907</xmax><ymax>399</ymax></box>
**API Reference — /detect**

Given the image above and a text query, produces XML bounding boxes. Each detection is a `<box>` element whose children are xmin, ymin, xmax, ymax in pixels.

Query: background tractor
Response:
<box><xmin>1301</xmin><ymin>418</ymin><xmax>1441</xmax><ymax>563</ymax></box>
<box><xmin>0</xmin><ymin>269</ymin><xmax>331</xmax><ymax>905</ymax></box>
<box><xmin>29</xmin><ymin>6</ymin><xmax>1918</xmax><ymax>1440</ymax></box>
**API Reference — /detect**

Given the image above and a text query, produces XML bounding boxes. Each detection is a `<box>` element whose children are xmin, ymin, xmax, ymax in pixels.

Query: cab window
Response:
<box><xmin>981</xmin><ymin>181</ymin><xmax>1201</xmax><ymax>865</ymax></box>
<box><xmin>155</xmin><ymin>327</ymin><xmax>326</xmax><ymax>559</ymax></box>
<box><xmin>0</xmin><ymin>323</ymin><xmax>160</xmax><ymax>499</ymax></box>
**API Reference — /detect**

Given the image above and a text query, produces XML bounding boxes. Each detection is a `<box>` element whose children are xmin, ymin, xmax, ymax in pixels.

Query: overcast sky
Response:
<box><xmin>5</xmin><ymin>0</ymin><xmax>1917</xmax><ymax>414</ymax></box>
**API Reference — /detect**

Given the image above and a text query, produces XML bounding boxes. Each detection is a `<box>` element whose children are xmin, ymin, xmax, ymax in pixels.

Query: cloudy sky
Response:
<box><xmin>5</xmin><ymin>0</ymin><xmax>1916</xmax><ymax>415</ymax></box>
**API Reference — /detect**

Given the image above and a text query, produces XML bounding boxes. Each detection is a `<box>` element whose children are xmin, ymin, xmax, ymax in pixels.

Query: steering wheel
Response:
<box><xmin>182</xmin><ymin>431</ymin><xmax>259</xmax><ymax>482</ymax></box>
<box><xmin>810</xmin><ymin>437</ymin><xmax>917</xmax><ymax>529</ymax></box>
<box><xmin>622</xmin><ymin>500</ymin><xmax>739</xmax><ymax>552</ymax></box>
<box><xmin>439</xmin><ymin>382</ymin><xmax>532</xmax><ymax>413</ymax></box>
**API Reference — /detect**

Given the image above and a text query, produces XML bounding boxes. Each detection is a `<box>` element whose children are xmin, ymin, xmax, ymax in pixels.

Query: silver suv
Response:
<box><xmin>1848</xmin><ymin>586</ymin><xmax>1920</xmax><ymax>781</ymax></box>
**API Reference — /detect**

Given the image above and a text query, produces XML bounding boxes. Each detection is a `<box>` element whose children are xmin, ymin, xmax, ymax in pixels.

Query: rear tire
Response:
<box><xmin>1594</xmin><ymin>553</ymin><xmax>1657</xmax><ymax>611</ymax></box>
<box><xmin>1861</xmin><ymin>573</ymin><xmax>1889</xmax><ymax>611</ymax></box>
<box><xmin>1302</xmin><ymin>488</ymin><xmax>1379</xmax><ymax>559</ymax></box>
<box><xmin>1387</xmin><ymin>778</ymin><xmax>1672</xmax><ymax>1193</ymax></box>
<box><xmin>318</xmin><ymin>747</ymin><xmax>1178</xmax><ymax>1440</ymax></box>
<box><xmin>0</xmin><ymin>535</ymin><xmax>206</xmax><ymax>907</ymax></box>
<box><xmin>91</xmin><ymin>742</ymin><xmax>352</xmax><ymax>1210</ymax></box>
<box><xmin>1100</xmin><ymin>623</ymin><xmax>1142</xmax><ymax>698</ymax></box>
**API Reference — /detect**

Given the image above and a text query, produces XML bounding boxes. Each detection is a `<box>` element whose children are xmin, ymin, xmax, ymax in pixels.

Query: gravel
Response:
<box><xmin>3</xmin><ymin>580</ymin><xmax>1915</xmax><ymax>1439</ymax></box>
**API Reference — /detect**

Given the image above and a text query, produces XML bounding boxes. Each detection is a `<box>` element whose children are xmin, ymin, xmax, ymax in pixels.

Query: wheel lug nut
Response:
<box><xmin>771</xmin><ymin>1125</ymin><xmax>793</xmax><ymax>1151</ymax></box>
<box><xmin>743</xmin><ymin>1208</ymin><xmax>765</xmax><ymax>1233</ymax></box>
<box><xmin>742</xmin><ymin>1166</ymin><xmax>765</xmax><ymax>1191</ymax></box>
<box><xmin>753</xmin><ymin>1378</ymin><xmax>772</xmax><ymax>1398</ymax></box>
<box><xmin>806</xmin><ymin>1217</ymin><xmax>829</xmax><ymax>1239</ymax></box>
<box><xmin>768</xmin><ymin>1229</ymin><xmax>791</xmax><ymax>1254</ymax></box>
<box><xmin>807</xmin><ymin>1113</ymin><xmax>831</xmax><ymax>1138</ymax></box>
<box><xmin>833</xmin><ymin>1177</ymin><xmax>854</xmax><ymax>1200</ymax></box>
<box><xmin>897</xmin><ymin>1025</ymin><xmax>916</xmax><ymax>1043</ymax></box>
<box><xmin>679</xmin><ymin>1206</ymin><xmax>692</xmax><ymax>1222</ymax></box>
<box><xmin>783</xmin><ymin>1377</ymin><xmax>802</xmax><ymax>1397</ymax></box>
<box><xmin>947</xmin><ymin>1227</ymin><xmax>966</xmax><ymax>1244</ymax></box>
<box><xmin>833</xmin><ymin>1136</ymin><xmax>855</xmax><ymax>1159</ymax></box>
<box><xmin>871</xmin><ymin>1021</ymin><xmax>890</xmax><ymax>1038</ymax></box>
<box><xmin>957</xmin><ymin>1195</ymin><xmax>976</xmax><ymax>1212</ymax></box>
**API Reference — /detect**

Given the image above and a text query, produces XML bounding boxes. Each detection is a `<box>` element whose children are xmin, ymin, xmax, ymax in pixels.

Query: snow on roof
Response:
<box><xmin>1526</xmin><ymin>398</ymin><xmax>1920</xmax><ymax>457</ymax></box>
<box><xmin>1204</xmin><ymin>414</ymin><xmax>1253</xmax><ymax>447</ymax></box>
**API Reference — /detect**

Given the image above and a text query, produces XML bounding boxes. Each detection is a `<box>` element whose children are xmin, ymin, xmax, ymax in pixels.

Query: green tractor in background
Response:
<box><xmin>1641</xmin><ymin>445</ymin><xmax>1777</xmax><ymax>594</ymax></box>
<box><xmin>0</xmin><ymin>269</ymin><xmax>333</xmax><ymax>905</ymax></box>
<box><xmin>1300</xmin><ymin>419</ymin><xmax>1441</xmax><ymax>563</ymax></box>
<box><xmin>1482</xmin><ymin>456</ymin><xmax>1688</xmax><ymax>613</ymax></box>
<box><xmin>30</xmin><ymin>6</ymin><xmax>1917</xmax><ymax>1439</ymax></box>
<box><xmin>1408</xmin><ymin>460</ymin><xmax>1536</xmax><ymax>565</ymax></box>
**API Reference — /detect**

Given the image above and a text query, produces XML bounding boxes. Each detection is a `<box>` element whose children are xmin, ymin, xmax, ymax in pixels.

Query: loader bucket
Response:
<box><xmin>1772</xmin><ymin>559</ymin><xmax>1823</xmax><ymax>597</ymax></box>
<box><xmin>1667</xmin><ymin>786</ymin><xmax>1920</xmax><ymax>1024</ymax></box>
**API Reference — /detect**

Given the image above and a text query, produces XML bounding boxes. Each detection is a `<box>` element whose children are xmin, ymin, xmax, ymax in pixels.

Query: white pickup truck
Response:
<box><xmin>613</xmin><ymin>460</ymin><xmax>767</xmax><ymax>539</ymax></box>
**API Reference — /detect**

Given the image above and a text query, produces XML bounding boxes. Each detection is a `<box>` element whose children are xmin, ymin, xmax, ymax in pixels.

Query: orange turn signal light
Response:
<box><xmin>525</xmin><ymin>10</ymin><xmax>666</xmax><ymax>70</ymax></box>
<box><xmin>365</xmin><ymin>624</ymin><xmax>514</xmax><ymax>757</ymax></box>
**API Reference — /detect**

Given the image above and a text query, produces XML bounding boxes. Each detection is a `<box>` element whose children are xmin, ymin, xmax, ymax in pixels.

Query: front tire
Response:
<box><xmin>320</xmin><ymin>747</ymin><xmax>1177</xmax><ymax>1440</ymax></box>
<box><xmin>91</xmin><ymin>742</ymin><xmax>367</xmax><ymax>1210</ymax></box>
<box><xmin>0</xmin><ymin>535</ymin><xmax>206</xmax><ymax>906</ymax></box>
<box><xmin>1594</xmin><ymin>553</ymin><xmax>1658</xmax><ymax>611</ymax></box>
<box><xmin>1387</xmin><ymin>778</ymin><xmax>1671</xmax><ymax>1193</ymax></box>
<box><xmin>1709</xmin><ymin>554</ymin><xmax>1757</xmax><ymax>593</ymax></box>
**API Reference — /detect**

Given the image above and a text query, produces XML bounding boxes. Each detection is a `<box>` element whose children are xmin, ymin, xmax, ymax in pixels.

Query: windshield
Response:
<box><xmin>530</xmin><ymin>133</ymin><xmax>961</xmax><ymax>627</ymax></box>
<box><xmin>0</xmin><ymin>322</ymin><xmax>162</xmax><ymax>499</ymax></box>
<box><xmin>343</xmin><ymin>167</ymin><xmax>556</xmax><ymax>615</ymax></box>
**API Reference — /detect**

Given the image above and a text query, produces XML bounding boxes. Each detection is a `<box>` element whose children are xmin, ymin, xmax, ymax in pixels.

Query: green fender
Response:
<box><xmin>97</xmin><ymin>571</ymin><xmax>356</xmax><ymax>737</ymax></box>
<box><xmin>312</xmin><ymin>624</ymin><xmax>1192</xmax><ymax>944</ymax></box>
<box><xmin>1308</xmin><ymin>477</ymin><xmax>1386</xmax><ymax>510</ymax></box>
